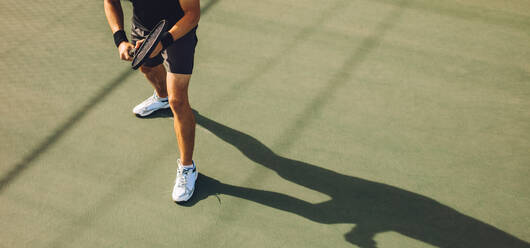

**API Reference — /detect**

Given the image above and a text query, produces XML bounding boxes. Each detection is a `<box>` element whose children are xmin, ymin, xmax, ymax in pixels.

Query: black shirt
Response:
<box><xmin>130</xmin><ymin>0</ymin><xmax>192</xmax><ymax>32</ymax></box>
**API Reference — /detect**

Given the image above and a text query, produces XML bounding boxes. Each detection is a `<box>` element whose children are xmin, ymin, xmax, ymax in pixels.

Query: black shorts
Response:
<box><xmin>131</xmin><ymin>23</ymin><xmax>198</xmax><ymax>74</ymax></box>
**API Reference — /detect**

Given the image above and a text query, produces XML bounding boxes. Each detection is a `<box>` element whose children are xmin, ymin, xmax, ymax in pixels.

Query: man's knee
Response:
<box><xmin>167</xmin><ymin>73</ymin><xmax>192</xmax><ymax>112</ymax></box>
<box><xmin>168</xmin><ymin>95</ymin><xmax>187</xmax><ymax>110</ymax></box>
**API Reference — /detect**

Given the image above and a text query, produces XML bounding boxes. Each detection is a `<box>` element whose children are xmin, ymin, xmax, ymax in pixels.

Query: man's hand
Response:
<box><xmin>135</xmin><ymin>39</ymin><xmax>163</xmax><ymax>59</ymax></box>
<box><xmin>118</xmin><ymin>42</ymin><xmax>134</xmax><ymax>61</ymax></box>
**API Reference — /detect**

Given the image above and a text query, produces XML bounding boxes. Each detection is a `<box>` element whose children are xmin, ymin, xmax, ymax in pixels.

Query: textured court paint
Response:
<box><xmin>0</xmin><ymin>0</ymin><xmax>220</xmax><ymax>193</ymax></box>
<box><xmin>0</xmin><ymin>0</ymin><xmax>529</xmax><ymax>247</ymax></box>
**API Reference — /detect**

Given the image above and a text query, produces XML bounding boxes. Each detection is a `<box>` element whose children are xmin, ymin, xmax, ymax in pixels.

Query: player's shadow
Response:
<box><xmin>152</xmin><ymin>110</ymin><xmax>528</xmax><ymax>247</ymax></box>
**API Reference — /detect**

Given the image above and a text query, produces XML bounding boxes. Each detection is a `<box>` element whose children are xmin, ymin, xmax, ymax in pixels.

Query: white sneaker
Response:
<box><xmin>132</xmin><ymin>91</ymin><xmax>170</xmax><ymax>116</ymax></box>
<box><xmin>172</xmin><ymin>160</ymin><xmax>198</xmax><ymax>202</ymax></box>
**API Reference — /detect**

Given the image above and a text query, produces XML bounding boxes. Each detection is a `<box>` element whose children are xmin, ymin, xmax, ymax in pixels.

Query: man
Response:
<box><xmin>104</xmin><ymin>0</ymin><xmax>200</xmax><ymax>202</ymax></box>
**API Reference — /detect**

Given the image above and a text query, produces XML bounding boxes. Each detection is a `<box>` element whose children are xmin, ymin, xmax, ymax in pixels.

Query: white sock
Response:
<box><xmin>154</xmin><ymin>91</ymin><xmax>168</xmax><ymax>101</ymax></box>
<box><xmin>181</xmin><ymin>162</ymin><xmax>194</xmax><ymax>169</ymax></box>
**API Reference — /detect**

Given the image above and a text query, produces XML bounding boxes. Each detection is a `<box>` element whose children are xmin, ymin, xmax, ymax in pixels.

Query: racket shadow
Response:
<box><xmin>182</xmin><ymin>111</ymin><xmax>528</xmax><ymax>248</ymax></box>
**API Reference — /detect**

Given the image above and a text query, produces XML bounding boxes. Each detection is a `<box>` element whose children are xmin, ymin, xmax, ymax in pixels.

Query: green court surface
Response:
<box><xmin>1</xmin><ymin>0</ymin><xmax>529</xmax><ymax>247</ymax></box>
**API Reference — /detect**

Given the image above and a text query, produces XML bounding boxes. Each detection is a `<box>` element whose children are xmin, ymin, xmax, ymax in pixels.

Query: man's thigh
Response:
<box><xmin>163</xmin><ymin>34</ymin><xmax>198</xmax><ymax>75</ymax></box>
<box><xmin>167</xmin><ymin>73</ymin><xmax>192</xmax><ymax>96</ymax></box>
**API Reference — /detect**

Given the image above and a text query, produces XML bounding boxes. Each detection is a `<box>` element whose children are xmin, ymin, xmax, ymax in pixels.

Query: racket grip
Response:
<box><xmin>128</xmin><ymin>48</ymin><xmax>136</xmax><ymax>57</ymax></box>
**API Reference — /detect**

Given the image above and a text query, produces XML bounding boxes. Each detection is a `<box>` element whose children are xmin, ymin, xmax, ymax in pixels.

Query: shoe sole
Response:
<box><xmin>133</xmin><ymin>104</ymin><xmax>170</xmax><ymax>117</ymax></box>
<box><xmin>174</xmin><ymin>187</ymin><xmax>195</xmax><ymax>203</ymax></box>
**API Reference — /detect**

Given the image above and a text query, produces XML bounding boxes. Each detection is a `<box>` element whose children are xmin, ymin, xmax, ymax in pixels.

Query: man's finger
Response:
<box><xmin>128</xmin><ymin>48</ymin><xmax>136</xmax><ymax>57</ymax></box>
<box><xmin>135</xmin><ymin>39</ymin><xmax>144</xmax><ymax>49</ymax></box>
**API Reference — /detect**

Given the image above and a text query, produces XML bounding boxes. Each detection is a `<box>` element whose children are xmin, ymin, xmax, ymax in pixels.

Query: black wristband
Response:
<box><xmin>160</xmin><ymin>32</ymin><xmax>174</xmax><ymax>49</ymax></box>
<box><xmin>113</xmin><ymin>30</ymin><xmax>128</xmax><ymax>48</ymax></box>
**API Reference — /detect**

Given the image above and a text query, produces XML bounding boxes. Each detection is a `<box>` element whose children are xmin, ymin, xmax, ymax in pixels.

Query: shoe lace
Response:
<box><xmin>177</xmin><ymin>168</ymin><xmax>192</xmax><ymax>187</ymax></box>
<box><xmin>143</xmin><ymin>91</ymin><xmax>164</xmax><ymax>104</ymax></box>
<box><xmin>146</xmin><ymin>94</ymin><xmax>158</xmax><ymax>104</ymax></box>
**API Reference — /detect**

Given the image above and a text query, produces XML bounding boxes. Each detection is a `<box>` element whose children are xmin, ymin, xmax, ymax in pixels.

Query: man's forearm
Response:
<box><xmin>104</xmin><ymin>0</ymin><xmax>125</xmax><ymax>33</ymax></box>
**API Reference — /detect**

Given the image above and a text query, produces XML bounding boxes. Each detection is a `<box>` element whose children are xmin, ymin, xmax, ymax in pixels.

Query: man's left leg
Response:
<box><xmin>167</xmin><ymin>72</ymin><xmax>197</xmax><ymax>202</ymax></box>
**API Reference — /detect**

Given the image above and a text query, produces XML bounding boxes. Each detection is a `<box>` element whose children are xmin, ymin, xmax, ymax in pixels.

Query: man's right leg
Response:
<box><xmin>167</xmin><ymin>72</ymin><xmax>197</xmax><ymax>202</ymax></box>
<box><xmin>130</xmin><ymin>21</ymin><xmax>170</xmax><ymax>117</ymax></box>
<box><xmin>132</xmin><ymin>64</ymin><xmax>170</xmax><ymax>116</ymax></box>
<box><xmin>140</xmin><ymin>64</ymin><xmax>168</xmax><ymax>98</ymax></box>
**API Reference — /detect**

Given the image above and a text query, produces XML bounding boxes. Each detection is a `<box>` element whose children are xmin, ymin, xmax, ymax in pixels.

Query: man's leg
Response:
<box><xmin>139</xmin><ymin>64</ymin><xmax>168</xmax><ymax>98</ymax></box>
<box><xmin>130</xmin><ymin>23</ymin><xmax>171</xmax><ymax>116</ymax></box>
<box><xmin>132</xmin><ymin>64</ymin><xmax>171</xmax><ymax>116</ymax></box>
<box><xmin>164</xmin><ymin>29</ymin><xmax>198</xmax><ymax>202</ymax></box>
<box><xmin>168</xmin><ymin>72</ymin><xmax>197</xmax><ymax>202</ymax></box>
<box><xmin>166</xmin><ymin>72</ymin><xmax>195</xmax><ymax>165</ymax></box>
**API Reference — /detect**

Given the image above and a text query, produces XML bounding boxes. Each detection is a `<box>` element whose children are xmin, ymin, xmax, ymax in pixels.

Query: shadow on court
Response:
<box><xmin>161</xmin><ymin>110</ymin><xmax>528</xmax><ymax>248</ymax></box>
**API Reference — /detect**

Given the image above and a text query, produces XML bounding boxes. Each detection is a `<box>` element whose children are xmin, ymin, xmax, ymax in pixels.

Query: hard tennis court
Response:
<box><xmin>1</xmin><ymin>0</ymin><xmax>529</xmax><ymax>247</ymax></box>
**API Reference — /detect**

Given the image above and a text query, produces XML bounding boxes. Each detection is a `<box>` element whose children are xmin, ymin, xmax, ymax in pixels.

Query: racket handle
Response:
<box><xmin>128</xmin><ymin>48</ymin><xmax>136</xmax><ymax>57</ymax></box>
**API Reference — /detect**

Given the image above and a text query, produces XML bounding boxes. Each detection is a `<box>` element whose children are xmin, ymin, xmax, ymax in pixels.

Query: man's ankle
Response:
<box><xmin>180</xmin><ymin>160</ymin><xmax>194</xmax><ymax>168</ymax></box>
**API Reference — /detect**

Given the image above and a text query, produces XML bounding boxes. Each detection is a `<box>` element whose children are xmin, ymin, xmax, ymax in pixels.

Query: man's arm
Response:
<box><xmin>136</xmin><ymin>0</ymin><xmax>200</xmax><ymax>58</ymax></box>
<box><xmin>142</xmin><ymin>0</ymin><xmax>200</xmax><ymax>58</ymax></box>
<box><xmin>104</xmin><ymin>0</ymin><xmax>125</xmax><ymax>33</ymax></box>
<box><xmin>104</xmin><ymin>0</ymin><xmax>133</xmax><ymax>61</ymax></box>
<box><xmin>167</xmin><ymin>0</ymin><xmax>201</xmax><ymax>41</ymax></box>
